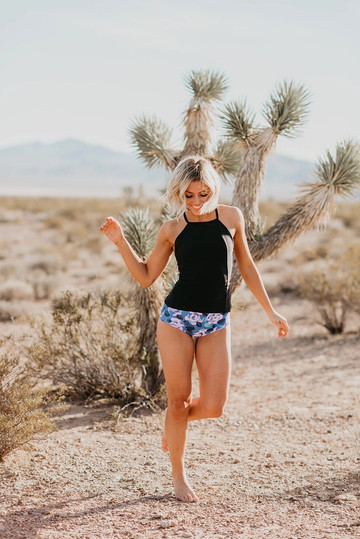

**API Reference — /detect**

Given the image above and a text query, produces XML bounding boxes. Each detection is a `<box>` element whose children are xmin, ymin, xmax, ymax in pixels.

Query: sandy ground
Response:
<box><xmin>0</xmin><ymin>199</ymin><xmax>359</xmax><ymax>538</ymax></box>
<box><xmin>1</xmin><ymin>297</ymin><xmax>359</xmax><ymax>539</ymax></box>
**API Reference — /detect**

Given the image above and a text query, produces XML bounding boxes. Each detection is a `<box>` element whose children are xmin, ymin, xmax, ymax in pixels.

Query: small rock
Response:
<box><xmin>159</xmin><ymin>519</ymin><xmax>177</xmax><ymax>529</ymax></box>
<box><xmin>178</xmin><ymin>532</ymin><xmax>193</xmax><ymax>538</ymax></box>
<box><xmin>334</xmin><ymin>493</ymin><xmax>357</xmax><ymax>503</ymax></box>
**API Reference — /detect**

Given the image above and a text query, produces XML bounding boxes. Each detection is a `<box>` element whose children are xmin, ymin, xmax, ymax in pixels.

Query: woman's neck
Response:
<box><xmin>185</xmin><ymin>208</ymin><xmax>217</xmax><ymax>222</ymax></box>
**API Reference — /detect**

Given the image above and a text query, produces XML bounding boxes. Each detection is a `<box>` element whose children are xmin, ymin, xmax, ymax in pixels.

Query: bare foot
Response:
<box><xmin>173</xmin><ymin>475</ymin><xmax>199</xmax><ymax>503</ymax></box>
<box><xmin>162</xmin><ymin>407</ymin><xmax>168</xmax><ymax>452</ymax></box>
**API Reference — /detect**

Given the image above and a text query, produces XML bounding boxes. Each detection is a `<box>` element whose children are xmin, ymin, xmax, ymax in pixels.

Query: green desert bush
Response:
<box><xmin>0</xmin><ymin>339</ymin><xmax>66</xmax><ymax>462</ymax></box>
<box><xmin>26</xmin><ymin>289</ymin><xmax>165</xmax><ymax>409</ymax></box>
<box><xmin>295</xmin><ymin>245</ymin><xmax>360</xmax><ymax>334</ymax></box>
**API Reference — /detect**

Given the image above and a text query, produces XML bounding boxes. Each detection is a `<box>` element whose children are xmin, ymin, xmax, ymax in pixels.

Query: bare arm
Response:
<box><xmin>232</xmin><ymin>207</ymin><xmax>289</xmax><ymax>338</ymax></box>
<box><xmin>100</xmin><ymin>216</ymin><xmax>173</xmax><ymax>288</ymax></box>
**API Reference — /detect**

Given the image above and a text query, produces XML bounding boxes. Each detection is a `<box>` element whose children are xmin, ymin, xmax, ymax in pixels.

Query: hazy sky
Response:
<box><xmin>0</xmin><ymin>0</ymin><xmax>359</xmax><ymax>161</ymax></box>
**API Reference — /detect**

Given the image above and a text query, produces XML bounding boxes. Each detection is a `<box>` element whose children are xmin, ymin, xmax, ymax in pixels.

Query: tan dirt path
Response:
<box><xmin>1</xmin><ymin>301</ymin><xmax>359</xmax><ymax>539</ymax></box>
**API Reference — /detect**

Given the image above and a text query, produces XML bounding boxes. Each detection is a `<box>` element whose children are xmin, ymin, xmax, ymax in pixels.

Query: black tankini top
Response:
<box><xmin>164</xmin><ymin>208</ymin><xmax>234</xmax><ymax>313</ymax></box>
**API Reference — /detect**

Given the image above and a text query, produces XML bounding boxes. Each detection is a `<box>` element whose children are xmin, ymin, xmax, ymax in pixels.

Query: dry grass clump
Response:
<box><xmin>26</xmin><ymin>290</ymin><xmax>165</xmax><ymax>409</ymax></box>
<box><xmin>24</xmin><ymin>254</ymin><xmax>62</xmax><ymax>275</ymax></box>
<box><xmin>30</xmin><ymin>273</ymin><xmax>59</xmax><ymax>300</ymax></box>
<box><xmin>259</xmin><ymin>200</ymin><xmax>288</xmax><ymax>228</ymax></box>
<box><xmin>0</xmin><ymin>241</ymin><xmax>10</xmax><ymax>260</ymax></box>
<box><xmin>0</xmin><ymin>338</ymin><xmax>66</xmax><ymax>462</ymax></box>
<box><xmin>0</xmin><ymin>262</ymin><xmax>15</xmax><ymax>282</ymax></box>
<box><xmin>292</xmin><ymin>245</ymin><xmax>329</xmax><ymax>265</ymax></box>
<box><xmin>42</xmin><ymin>214</ymin><xmax>67</xmax><ymax>230</ymax></box>
<box><xmin>295</xmin><ymin>244</ymin><xmax>360</xmax><ymax>334</ymax></box>
<box><xmin>335</xmin><ymin>201</ymin><xmax>360</xmax><ymax>232</ymax></box>
<box><xmin>0</xmin><ymin>279</ymin><xmax>33</xmax><ymax>301</ymax></box>
<box><xmin>231</xmin><ymin>286</ymin><xmax>250</xmax><ymax>311</ymax></box>
<box><xmin>0</xmin><ymin>301</ymin><xmax>23</xmax><ymax>322</ymax></box>
<box><xmin>0</xmin><ymin>196</ymin><xmax>127</xmax><ymax>215</ymax></box>
<box><xmin>79</xmin><ymin>233</ymin><xmax>103</xmax><ymax>255</ymax></box>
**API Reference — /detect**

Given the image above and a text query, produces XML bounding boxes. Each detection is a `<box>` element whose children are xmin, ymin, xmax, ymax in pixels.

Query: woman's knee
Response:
<box><xmin>168</xmin><ymin>396</ymin><xmax>191</xmax><ymax>418</ymax></box>
<box><xmin>203</xmin><ymin>399</ymin><xmax>227</xmax><ymax>419</ymax></box>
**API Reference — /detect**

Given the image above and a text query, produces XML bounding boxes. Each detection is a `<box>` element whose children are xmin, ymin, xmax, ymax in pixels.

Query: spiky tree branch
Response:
<box><xmin>262</xmin><ymin>80</ymin><xmax>311</xmax><ymax>137</ymax></box>
<box><xmin>220</xmin><ymin>100</ymin><xmax>255</xmax><ymax>147</ymax></box>
<box><xmin>221</xmin><ymin>81</ymin><xmax>311</xmax><ymax>240</ymax></box>
<box><xmin>121</xmin><ymin>208</ymin><xmax>164</xmax><ymax>392</ymax></box>
<box><xmin>129</xmin><ymin>115</ymin><xmax>179</xmax><ymax>171</ymax></box>
<box><xmin>210</xmin><ymin>139</ymin><xmax>243</xmax><ymax>183</ymax></box>
<box><xmin>230</xmin><ymin>140</ymin><xmax>360</xmax><ymax>292</ymax></box>
<box><xmin>182</xmin><ymin>69</ymin><xmax>228</xmax><ymax>156</ymax></box>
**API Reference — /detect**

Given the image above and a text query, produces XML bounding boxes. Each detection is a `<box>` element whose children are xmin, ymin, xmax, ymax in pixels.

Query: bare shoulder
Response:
<box><xmin>159</xmin><ymin>217</ymin><xmax>183</xmax><ymax>244</ymax></box>
<box><xmin>218</xmin><ymin>204</ymin><xmax>244</xmax><ymax>229</ymax></box>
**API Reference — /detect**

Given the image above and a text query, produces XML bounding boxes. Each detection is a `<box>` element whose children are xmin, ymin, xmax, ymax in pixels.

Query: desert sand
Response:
<box><xmin>0</xmin><ymin>197</ymin><xmax>359</xmax><ymax>538</ymax></box>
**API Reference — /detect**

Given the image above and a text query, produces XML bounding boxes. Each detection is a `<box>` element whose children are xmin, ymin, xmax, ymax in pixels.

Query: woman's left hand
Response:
<box><xmin>268</xmin><ymin>310</ymin><xmax>290</xmax><ymax>338</ymax></box>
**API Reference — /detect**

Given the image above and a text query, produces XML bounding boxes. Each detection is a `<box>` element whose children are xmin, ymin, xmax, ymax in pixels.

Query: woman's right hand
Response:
<box><xmin>99</xmin><ymin>216</ymin><xmax>124</xmax><ymax>245</ymax></box>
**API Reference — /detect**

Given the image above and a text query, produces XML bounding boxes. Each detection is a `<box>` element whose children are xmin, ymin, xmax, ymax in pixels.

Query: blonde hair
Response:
<box><xmin>166</xmin><ymin>155</ymin><xmax>220</xmax><ymax>215</ymax></box>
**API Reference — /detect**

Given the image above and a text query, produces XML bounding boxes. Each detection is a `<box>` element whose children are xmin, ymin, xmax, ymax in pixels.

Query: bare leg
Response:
<box><xmin>161</xmin><ymin>325</ymin><xmax>231</xmax><ymax>445</ymax></box>
<box><xmin>157</xmin><ymin>320</ymin><xmax>198</xmax><ymax>502</ymax></box>
<box><xmin>188</xmin><ymin>325</ymin><xmax>231</xmax><ymax>421</ymax></box>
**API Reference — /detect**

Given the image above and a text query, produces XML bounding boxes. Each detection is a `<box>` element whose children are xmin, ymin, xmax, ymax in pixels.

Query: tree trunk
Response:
<box><xmin>232</xmin><ymin>130</ymin><xmax>276</xmax><ymax>240</ymax></box>
<box><xmin>134</xmin><ymin>281</ymin><xmax>164</xmax><ymax>395</ymax></box>
<box><xmin>230</xmin><ymin>183</ymin><xmax>335</xmax><ymax>293</ymax></box>
<box><xmin>183</xmin><ymin>103</ymin><xmax>212</xmax><ymax>156</ymax></box>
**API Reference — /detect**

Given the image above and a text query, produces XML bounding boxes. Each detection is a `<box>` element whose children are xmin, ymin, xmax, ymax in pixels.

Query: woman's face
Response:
<box><xmin>185</xmin><ymin>181</ymin><xmax>211</xmax><ymax>215</ymax></box>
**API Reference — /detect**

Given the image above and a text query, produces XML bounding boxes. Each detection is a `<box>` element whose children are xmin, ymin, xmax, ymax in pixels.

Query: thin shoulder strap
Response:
<box><xmin>183</xmin><ymin>211</ymin><xmax>189</xmax><ymax>223</ymax></box>
<box><xmin>215</xmin><ymin>208</ymin><xmax>219</xmax><ymax>219</ymax></box>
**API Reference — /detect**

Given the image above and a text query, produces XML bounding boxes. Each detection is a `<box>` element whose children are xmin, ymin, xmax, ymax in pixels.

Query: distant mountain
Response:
<box><xmin>0</xmin><ymin>138</ymin><xmax>314</xmax><ymax>200</ymax></box>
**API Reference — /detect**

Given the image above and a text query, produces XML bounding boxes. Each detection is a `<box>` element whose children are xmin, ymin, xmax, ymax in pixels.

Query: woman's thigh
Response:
<box><xmin>157</xmin><ymin>319</ymin><xmax>195</xmax><ymax>398</ymax></box>
<box><xmin>194</xmin><ymin>325</ymin><xmax>231</xmax><ymax>407</ymax></box>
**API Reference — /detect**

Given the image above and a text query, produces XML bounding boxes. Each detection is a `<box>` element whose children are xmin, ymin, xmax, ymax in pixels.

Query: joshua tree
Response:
<box><xmin>130</xmin><ymin>69</ymin><xmax>360</xmax><ymax>296</ymax></box>
<box><xmin>125</xmin><ymin>69</ymin><xmax>359</xmax><ymax>393</ymax></box>
<box><xmin>121</xmin><ymin>207</ymin><xmax>165</xmax><ymax>394</ymax></box>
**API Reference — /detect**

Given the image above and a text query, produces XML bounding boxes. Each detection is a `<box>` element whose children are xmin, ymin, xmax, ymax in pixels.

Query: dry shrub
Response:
<box><xmin>26</xmin><ymin>290</ymin><xmax>165</xmax><ymax>409</ymax></box>
<box><xmin>42</xmin><ymin>215</ymin><xmax>66</xmax><ymax>230</ymax></box>
<box><xmin>0</xmin><ymin>262</ymin><xmax>15</xmax><ymax>282</ymax></box>
<box><xmin>63</xmin><ymin>222</ymin><xmax>88</xmax><ymax>243</ymax></box>
<box><xmin>292</xmin><ymin>245</ymin><xmax>329</xmax><ymax>265</ymax></box>
<box><xmin>0</xmin><ymin>241</ymin><xmax>10</xmax><ymax>261</ymax></box>
<box><xmin>81</xmin><ymin>233</ymin><xmax>103</xmax><ymax>255</ymax></box>
<box><xmin>0</xmin><ymin>279</ymin><xmax>33</xmax><ymax>301</ymax></box>
<box><xmin>335</xmin><ymin>202</ymin><xmax>360</xmax><ymax>232</ymax></box>
<box><xmin>295</xmin><ymin>246</ymin><xmax>360</xmax><ymax>334</ymax></box>
<box><xmin>24</xmin><ymin>254</ymin><xmax>61</xmax><ymax>275</ymax></box>
<box><xmin>259</xmin><ymin>200</ymin><xmax>288</xmax><ymax>228</ymax></box>
<box><xmin>30</xmin><ymin>273</ymin><xmax>58</xmax><ymax>300</ymax></box>
<box><xmin>231</xmin><ymin>287</ymin><xmax>249</xmax><ymax>311</ymax></box>
<box><xmin>0</xmin><ymin>339</ymin><xmax>66</xmax><ymax>462</ymax></box>
<box><xmin>0</xmin><ymin>301</ymin><xmax>23</xmax><ymax>322</ymax></box>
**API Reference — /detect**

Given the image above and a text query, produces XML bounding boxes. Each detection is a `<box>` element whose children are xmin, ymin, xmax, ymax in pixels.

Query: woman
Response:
<box><xmin>100</xmin><ymin>155</ymin><xmax>289</xmax><ymax>503</ymax></box>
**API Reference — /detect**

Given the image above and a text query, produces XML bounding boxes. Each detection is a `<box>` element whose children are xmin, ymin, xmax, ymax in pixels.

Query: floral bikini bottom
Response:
<box><xmin>159</xmin><ymin>304</ymin><xmax>230</xmax><ymax>338</ymax></box>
